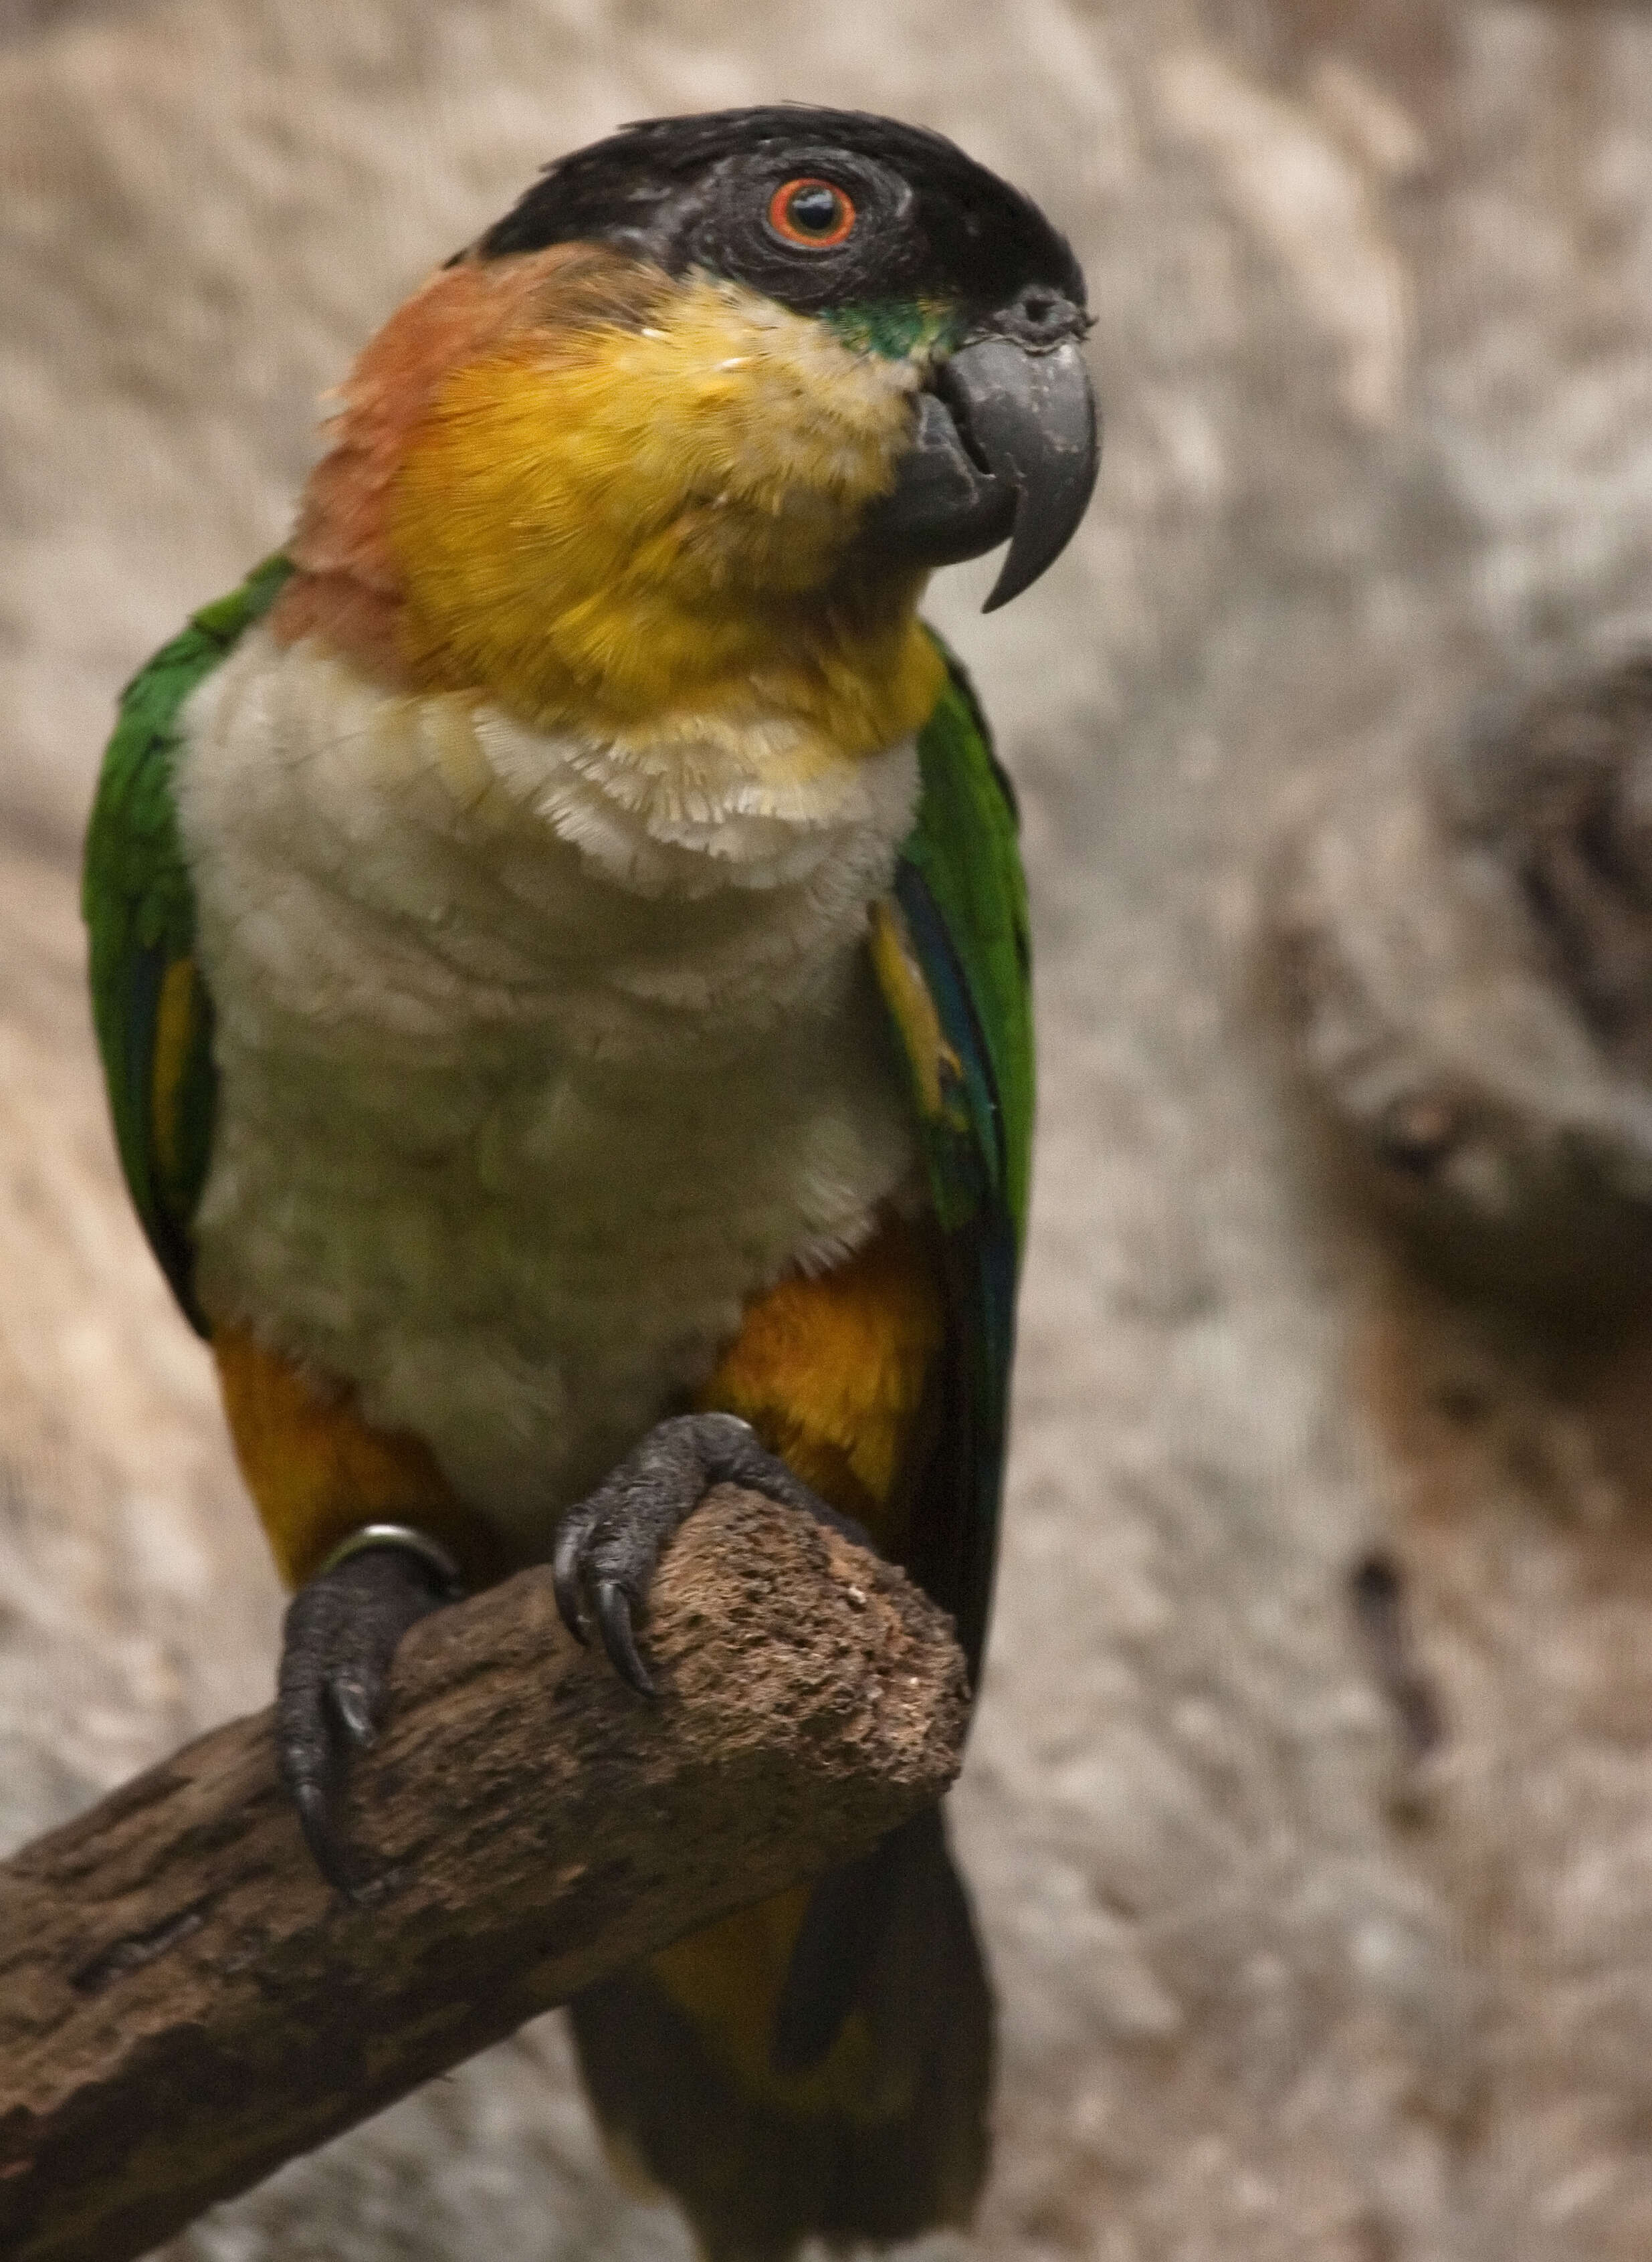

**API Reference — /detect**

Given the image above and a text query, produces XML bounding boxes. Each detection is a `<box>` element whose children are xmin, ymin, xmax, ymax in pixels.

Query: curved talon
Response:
<box><xmin>596</xmin><ymin>1579</ymin><xmax>655</xmax><ymax>1697</ymax></box>
<box><xmin>328</xmin><ymin>1676</ymin><xmax>378</xmax><ymax>1751</ymax></box>
<box><xmin>276</xmin><ymin>1542</ymin><xmax>456</xmax><ymax>1896</ymax></box>
<box><xmin>552</xmin><ymin>1521</ymin><xmax>593</xmax><ymax>1646</ymax></box>
<box><xmin>550</xmin><ymin>1411</ymin><xmax>863</xmax><ymax>1698</ymax></box>
<box><xmin>290</xmin><ymin>1776</ymin><xmax>360</xmax><ymax>1899</ymax></box>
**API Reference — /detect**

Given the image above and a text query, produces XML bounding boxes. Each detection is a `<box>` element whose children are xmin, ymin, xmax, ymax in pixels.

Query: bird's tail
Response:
<box><xmin>569</xmin><ymin>1807</ymin><xmax>993</xmax><ymax>2262</ymax></box>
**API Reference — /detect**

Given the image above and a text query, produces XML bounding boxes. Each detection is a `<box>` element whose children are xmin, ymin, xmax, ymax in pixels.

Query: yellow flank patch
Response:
<box><xmin>150</xmin><ymin>956</ymin><xmax>201</xmax><ymax>1194</ymax></box>
<box><xmin>696</xmin><ymin>1217</ymin><xmax>944</xmax><ymax>1554</ymax></box>
<box><xmin>387</xmin><ymin>272</ymin><xmax>946</xmax><ymax>753</ymax></box>
<box><xmin>868</xmin><ymin>898</ymin><xmax>961</xmax><ymax>1122</ymax></box>
<box><xmin>211</xmin><ymin>1326</ymin><xmax>503</xmax><ymax>1590</ymax></box>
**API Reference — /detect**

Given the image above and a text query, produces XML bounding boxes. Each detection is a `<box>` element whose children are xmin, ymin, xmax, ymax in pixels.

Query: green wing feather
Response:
<box><xmin>872</xmin><ymin>629</ymin><xmax>1033</xmax><ymax>1683</ymax></box>
<box><xmin>82</xmin><ymin>554</ymin><xmax>293</xmax><ymax>1335</ymax></box>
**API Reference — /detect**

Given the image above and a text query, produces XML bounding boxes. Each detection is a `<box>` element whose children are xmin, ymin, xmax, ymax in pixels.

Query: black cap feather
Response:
<box><xmin>468</xmin><ymin>106</ymin><xmax>1085</xmax><ymax>325</ymax></box>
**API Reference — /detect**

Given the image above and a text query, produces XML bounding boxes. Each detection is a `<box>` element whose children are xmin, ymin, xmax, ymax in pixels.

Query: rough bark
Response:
<box><xmin>0</xmin><ymin>1490</ymin><xmax>968</xmax><ymax>2262</ymax></box>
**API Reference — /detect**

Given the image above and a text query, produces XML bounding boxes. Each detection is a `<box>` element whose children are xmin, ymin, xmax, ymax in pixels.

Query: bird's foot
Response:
<box><xmin>277</xmin><ymin>1530</ymin><xmax>463</xmax><ymax>1895</ymax></box>
<box><xmin>552</xmin><ymin>1411</ymin><xmax>866</xmax><ymax>1696</ymax></box>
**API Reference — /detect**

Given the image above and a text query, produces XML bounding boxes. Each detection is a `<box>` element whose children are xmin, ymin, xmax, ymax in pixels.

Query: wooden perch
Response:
<box><xmin>0</xmin><ymin>1487</ymin><xmax>969</xmax><ymax>2262</ymax></box>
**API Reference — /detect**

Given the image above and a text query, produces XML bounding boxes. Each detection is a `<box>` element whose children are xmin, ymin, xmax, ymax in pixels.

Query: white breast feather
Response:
<box><xmin>175</xmin><ymin>627</ymin><xmax>923</xmax><ymax>1550</ymax></box>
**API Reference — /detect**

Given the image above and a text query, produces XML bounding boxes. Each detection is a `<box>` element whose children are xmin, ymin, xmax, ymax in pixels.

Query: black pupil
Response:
<box><xmin>789</xmin><ymin>184</ymin><xmax>842</xmax><ymax>236</ymax></box>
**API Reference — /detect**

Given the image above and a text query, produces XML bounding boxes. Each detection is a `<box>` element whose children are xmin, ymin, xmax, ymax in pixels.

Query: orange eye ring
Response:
<box><xmin>767</xmin><ymin>177</ymin><xmax>857</xmax><ymax>249</ymax></box>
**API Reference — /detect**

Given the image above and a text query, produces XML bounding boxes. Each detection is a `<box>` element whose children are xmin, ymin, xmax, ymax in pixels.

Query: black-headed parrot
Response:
<box><xmin>83</xmin><ymin>107</ymin><xmax>1097</xmax><ymax>2261</ymax></box>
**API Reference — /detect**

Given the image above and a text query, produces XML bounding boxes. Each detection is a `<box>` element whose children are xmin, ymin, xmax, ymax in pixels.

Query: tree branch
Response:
<box><xmin>0</xmin><ymin>1489</ymin><xmax>969</xmax><ymax>2262</ymax></box>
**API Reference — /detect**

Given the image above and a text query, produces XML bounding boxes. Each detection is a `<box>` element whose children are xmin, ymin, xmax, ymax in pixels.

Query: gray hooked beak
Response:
<box><xmin>858</xmin><ymin>302</ymin><xmax>1100</xmax><ymax>611</ymax></box>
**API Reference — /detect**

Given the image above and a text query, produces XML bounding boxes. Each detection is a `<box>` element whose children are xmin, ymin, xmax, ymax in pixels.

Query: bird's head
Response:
<box><xmin>286</xmin><ymin>108</ymin><xmax>1098</xmax><ymax>746</ymax></box>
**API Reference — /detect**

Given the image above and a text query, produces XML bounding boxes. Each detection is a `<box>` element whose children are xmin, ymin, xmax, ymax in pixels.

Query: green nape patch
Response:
<box><xmin>823</xmin><ymin>298</ymin><xmax>962</xmax><ymax>362</ymax></box>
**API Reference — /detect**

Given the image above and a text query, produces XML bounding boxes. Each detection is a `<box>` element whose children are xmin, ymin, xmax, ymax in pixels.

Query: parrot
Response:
<box><xmin>82</xmin><ymin>106</ymin><xmax>1098</xmax><ymax>2261</ymax></box>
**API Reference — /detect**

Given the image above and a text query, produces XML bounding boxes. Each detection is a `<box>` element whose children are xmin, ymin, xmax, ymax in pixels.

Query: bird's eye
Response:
<box><xmin>766</xmin><ymin>178</ymin><xmax>857</xmax><ymax>249</ymax></box>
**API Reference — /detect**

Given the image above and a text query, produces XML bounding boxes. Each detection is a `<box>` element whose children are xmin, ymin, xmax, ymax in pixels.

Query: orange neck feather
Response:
<box><xmin>268</xmin><ymin>244</ymin><xmax>941</xmax><ymax>756</ymax></box>
<box><xmin>268</xmin><ymin>245</ymin><xmax>665</xmax><ymax>684</ymax></box>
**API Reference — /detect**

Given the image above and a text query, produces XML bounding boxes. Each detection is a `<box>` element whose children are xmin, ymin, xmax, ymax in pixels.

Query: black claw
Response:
<box><xmin>552</xmin><ymin>1522</ymin><xmax>593</xmax><ymax>1646</ymax></box>
<box><xmin>290</xmin><ymin>1776</ymin><xmax>360</xmax><ymax>1899</ymax></box>
<box><xmin>328</xmin><ymin>1676</ymin><xmax>379</xmax><ymax>1751</ymax></box>
<box><xmin>595</xmin><ymin>1580</ymin><xmax>655</xmax><ymax>1697</ymax></box>
<box><xmin>276</xmin><ymin>1544</ymin><xmax>457</xmax><ymax>1894</ymax></box>
<box><xmin>551</xmin><ymin>1411</ymin><xmax>867</xmax><ymax>1696</ymax></box>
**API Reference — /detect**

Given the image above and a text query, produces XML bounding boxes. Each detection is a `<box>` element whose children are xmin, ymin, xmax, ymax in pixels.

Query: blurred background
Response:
<box><xmin>8</xmin><ymin>2</ymin><xmax>1652</xmax><ymax>2256</ymax></box>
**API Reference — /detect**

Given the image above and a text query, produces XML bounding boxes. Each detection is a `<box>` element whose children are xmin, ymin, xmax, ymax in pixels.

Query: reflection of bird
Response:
<box><xmin>84</xmin><ymin>108</ymin><xmax>1098</xmax><ymax>2259</ymax></box>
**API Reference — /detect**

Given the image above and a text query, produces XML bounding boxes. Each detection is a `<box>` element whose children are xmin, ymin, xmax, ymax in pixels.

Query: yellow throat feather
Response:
<box><xmin>386</xmin><ymin>270</ymin><xmax>947</xmax><ymax>762</ymax></box>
